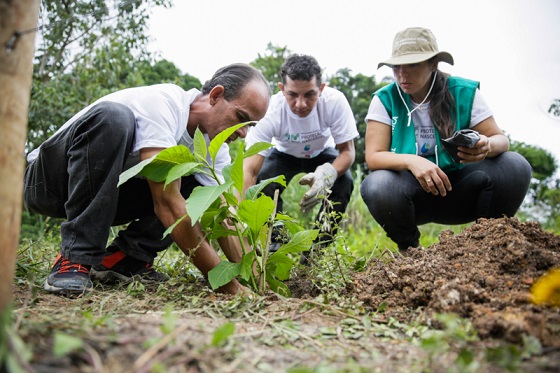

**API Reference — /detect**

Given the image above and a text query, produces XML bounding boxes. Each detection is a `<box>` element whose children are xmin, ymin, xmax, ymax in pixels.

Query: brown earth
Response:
<box><xmin>10</xmin><ymin>216</ymin><xmax>560</xmax><ymax>372</ymax></box>
<box><xmin>351</xmin><ymin>217</ymin><xmax>560</xmax><ymax>347</ymax></box>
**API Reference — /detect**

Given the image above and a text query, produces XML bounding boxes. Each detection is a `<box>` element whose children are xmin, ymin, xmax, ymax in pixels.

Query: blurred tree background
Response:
<box><xmin>24</xmin><ymin>0</ymin><xmax>560</xmax><ymax>232</ymax></box>
<box><xmin>27</xmin><ymin>0</ymin><xmax>199</xmax><ymax>151</ymax></box>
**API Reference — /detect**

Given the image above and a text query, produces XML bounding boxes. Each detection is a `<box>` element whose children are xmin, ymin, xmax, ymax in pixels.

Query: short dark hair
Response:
<box><xmin>280</xmin><ymin>54</ymin><xmax>322</xmax><ymax>86</ymax></box>
<box><xmin>201</xmin><ymin>63</ymin><xmax>270</xmax><ymax>100</ymax></box>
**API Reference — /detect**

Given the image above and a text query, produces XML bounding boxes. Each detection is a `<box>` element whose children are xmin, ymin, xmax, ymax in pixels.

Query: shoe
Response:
<box><xmin>43</xmin><ymin>254</ymin><xmax>93</xmax><ymax>295</ymax></box>
<box><xmin>90</xmin><ymin>249</ymin><xmax>169</xmax><ymax>285</ymax></box>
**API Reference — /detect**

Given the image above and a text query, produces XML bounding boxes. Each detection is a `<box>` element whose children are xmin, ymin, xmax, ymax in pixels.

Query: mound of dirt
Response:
<box><xmin>352</xmin><ymin>217</ymin><xmax>560</xmax><ymax>346</ymax></box>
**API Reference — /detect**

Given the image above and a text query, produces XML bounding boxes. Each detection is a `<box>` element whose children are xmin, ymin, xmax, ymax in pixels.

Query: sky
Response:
<box><xmin>148</xmin><ymin>0</ymin><xmax>560</xmax><ymax>165</ymax></box>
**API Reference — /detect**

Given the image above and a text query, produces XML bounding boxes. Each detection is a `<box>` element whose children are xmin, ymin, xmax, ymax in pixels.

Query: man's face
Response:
<box><xmin>279</xmin><ymin>76</ymin><xmax>325</xmax><ymax>118</ymax></box>
<box><xmin>206</xmin><ymin>80</ymin><xmax>270</xmax><ymax>142</ymax></box>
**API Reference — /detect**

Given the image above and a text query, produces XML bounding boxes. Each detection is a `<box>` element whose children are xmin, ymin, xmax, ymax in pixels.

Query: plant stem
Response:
<box><xmin>259</xmin><ymin>189</ymin><xmax>279</xmax><ymax>293</ymax></box>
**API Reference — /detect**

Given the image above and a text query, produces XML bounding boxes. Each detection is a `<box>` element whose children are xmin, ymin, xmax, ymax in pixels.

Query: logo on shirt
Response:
<box><xmin>284</xmin><ymin>132</ymin><xmax>300</xmax><ymax>142</ymax></box>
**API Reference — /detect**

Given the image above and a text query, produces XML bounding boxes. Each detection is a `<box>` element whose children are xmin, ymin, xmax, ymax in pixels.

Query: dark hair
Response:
<box><xmin>201</xmin><ymin>63</ymin><xmax>270</xmax><ymax>100</ymax></box>
<box><xmin>428</xmin><ymin>58</ymin><xmax>456</xmax><ymax>139</ymax></box>
<box><xmin>280</xmin><ymin>54</ymin><xmax>322</xmax><ymax>86</ymax></box>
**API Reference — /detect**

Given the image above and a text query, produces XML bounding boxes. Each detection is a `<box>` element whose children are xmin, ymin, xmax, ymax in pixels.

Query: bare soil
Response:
<box><xmin>11</xmin><ymin>217</ymin><xmax>560</xmax><ymax>372</ymax></box>
<box><xmin>353</xmin><ymin>217</ymin><xmax>560</xmax><ymax>347</ymax></box>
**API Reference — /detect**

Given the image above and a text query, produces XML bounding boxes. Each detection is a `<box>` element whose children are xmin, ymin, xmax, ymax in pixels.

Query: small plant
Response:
<box><xmin>119</xmin><ymin>122</ymin><xmax>317</xmax><ymax>296</ymax></box>
<box><xmin>419</xmin><ymin>313</ymin><xmax>480</xmax><ymax>372</ymax></box>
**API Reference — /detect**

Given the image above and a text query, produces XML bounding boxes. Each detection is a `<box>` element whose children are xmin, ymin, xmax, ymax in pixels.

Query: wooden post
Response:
<box><xmin>0</xmin><ymin>0</ymin><xmax>40</xmax><ymax>312</ymax></box>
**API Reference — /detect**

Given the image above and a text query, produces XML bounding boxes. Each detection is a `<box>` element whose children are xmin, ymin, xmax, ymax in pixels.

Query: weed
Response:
<box><xmin>418</xmin><ymin>313</ymin><xmax>480</xmax><ymax>372</ymax></box>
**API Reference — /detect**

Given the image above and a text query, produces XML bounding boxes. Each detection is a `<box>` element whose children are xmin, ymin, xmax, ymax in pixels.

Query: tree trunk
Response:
<box><xmin>0</xmin><ymin>0</ymin><xmax>40</xmax><ymax>312</ymax></box>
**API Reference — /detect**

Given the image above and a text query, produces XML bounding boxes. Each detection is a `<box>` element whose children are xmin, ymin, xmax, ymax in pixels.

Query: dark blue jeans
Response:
<box><xmin>360</xmin><ymin>152</ymin><xmax>532</xmax><ymax>250</ymax></box>
<box><xmin>24</xmin><ymin>102</ymin><xmax>198</xmax><ymax>265</ymax></box>
<box><xmin>257</xmin><ymin>148</ymin><xmax>354</xmax><ymax>238</ymax></box>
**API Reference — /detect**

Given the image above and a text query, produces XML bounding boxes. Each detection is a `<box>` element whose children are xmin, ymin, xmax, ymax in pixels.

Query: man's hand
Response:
<box><xmin>299</xmin><ymin>162</ymin><xmax>338</xmax><ymax>213</ymax></box>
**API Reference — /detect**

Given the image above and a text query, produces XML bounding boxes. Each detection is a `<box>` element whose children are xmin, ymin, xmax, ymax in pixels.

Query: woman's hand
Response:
<box><xmin>457</xmin><ymin>134</ymin><xmax>491</xmax><ymax>163</ymax></box>
<box><xmin>409</xmin><ymin>156</ymin><xmax>452</xmax><ymax>196</ymax></box>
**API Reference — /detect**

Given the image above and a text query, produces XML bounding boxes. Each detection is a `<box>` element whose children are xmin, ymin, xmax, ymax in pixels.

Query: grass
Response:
<box><xmin>17</xmin><ymin>166</ymin><xmax>546</xmax><ymax>286</ymax></box>
<box><xmin>9</xmin><ymin>168</ymin><xmax>558</xmax><ymax>372</ymax></box>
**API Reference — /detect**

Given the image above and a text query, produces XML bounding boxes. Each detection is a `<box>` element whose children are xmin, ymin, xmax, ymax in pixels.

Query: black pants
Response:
<box><xmin>360</xmin><ymin>152</ymin><xmax>532</xmax><ymax>250</ymax></box>
<box><xmin>24</xmin><ymin>102</ymin><xmax>199</xmax><ymax>265</ymax></box>
<box><xmin>257</xmin><ymin>148</ymin><xmax>354</xmax><ymax>240</ymax></box>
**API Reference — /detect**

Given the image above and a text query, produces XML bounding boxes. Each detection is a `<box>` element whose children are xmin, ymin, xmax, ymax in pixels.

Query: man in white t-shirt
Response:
<box><xmin>243</xmin><ymin>55</ymin><xmax>359</xmax><ymax>260</ymax></box>
<box><xmin>24</xmin><ymin>63</ymin><xmax>270</xmax><ymax>295</ymax></box>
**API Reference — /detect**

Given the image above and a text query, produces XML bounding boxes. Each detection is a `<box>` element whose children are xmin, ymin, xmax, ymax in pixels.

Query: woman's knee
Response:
<box><xmin>506</xmin><ymin>151</ymin><xmax>532</xmax><ymax>182</ymax></box>
<box><xmin>360</xmin><ymin>171</ymin><xmax>396</xmax><ymax>211</ymax></box>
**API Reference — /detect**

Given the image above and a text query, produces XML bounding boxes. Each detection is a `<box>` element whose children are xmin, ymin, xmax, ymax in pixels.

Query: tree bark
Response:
<box><xmin>0</xmin><ymin>0</ymin><xmax>40</xmax><ymax>312</ymax></box>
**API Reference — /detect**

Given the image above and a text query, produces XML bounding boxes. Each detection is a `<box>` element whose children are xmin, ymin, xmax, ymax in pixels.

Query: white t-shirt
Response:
<box><xmin>365</xmin><ymin>89</ymin><xmax>493</xmax><ymax>157</ymax></box>
<box><xmin>27</xmin><ymin>84</ymin><xmax>229</xmax><ymax>186</ymax></box>
<box><xmin>245</xmin><ymin>86</ymin><xmax>359</xmax><ymax>158</ymax></box>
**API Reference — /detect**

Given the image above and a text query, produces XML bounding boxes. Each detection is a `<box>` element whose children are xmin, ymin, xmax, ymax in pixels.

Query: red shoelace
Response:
<box><xmin>55</xmin><ymin>254</ymin><xmax>89</xmax><ymax>274</ymax></box>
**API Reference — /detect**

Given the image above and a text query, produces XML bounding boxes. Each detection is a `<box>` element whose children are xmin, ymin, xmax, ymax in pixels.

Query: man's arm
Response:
<box><xmin>242</xmin><ymin>153</ymin><xmax>265</xmax><ymax>196</ymax></box>
<box><xmin>333</xmin><ymin>139</ymin><xmax>355</xmax><ymax>176</ymax></box>
<box><xmin>141</xmin><ymin>148</ymin><xmax>245</xmax><ymax>294</ymax></box>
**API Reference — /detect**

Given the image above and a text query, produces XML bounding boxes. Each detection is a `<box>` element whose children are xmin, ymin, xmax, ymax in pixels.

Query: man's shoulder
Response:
<box><xmin>265</xmin><ymin>91</ymin><xmax>288</xmax><ymax>115</ymax></box>
<box><xmin>322</xmin><ymin>85</ymin><xmax>345</xmax><ymax>97</ymax></box>
<box><xmin>319</xmin><ymin>86</ymin><xmax>350</xmax><ymax>107</ymax></box>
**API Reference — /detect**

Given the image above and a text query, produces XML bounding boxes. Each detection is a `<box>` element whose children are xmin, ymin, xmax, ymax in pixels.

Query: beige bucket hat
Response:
<box><xmin>378</xmin><ymin>27</ymin><xmax>454</xmax><ymax>69</ymax></box>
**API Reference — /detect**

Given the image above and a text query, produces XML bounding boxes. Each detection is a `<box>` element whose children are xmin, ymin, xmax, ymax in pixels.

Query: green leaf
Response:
<box><xmin>193</xmin><ymin>127</ymin><xmax>208</xmax><ymax>163</ymax></box>
<box><xmin>200</xmin><ymin>207</ymin><xmax>222</xmax><ymax>228</ymax></box>
<box><xmin>209</xmin><ymin>122</ymin><xmax>254</xmax><ymax>162</ymax></box>
<box><xmin>266</xmin><ymin>272</ymin><xmax>290</xmax><ymax>297</ymax></box>
<box><xmin>222</xmin><ymin>191</ymin><xmax>239</xmax><ymax>208</ymax></box>
<box><xmin>231</xmin><ymin>145</ymin><xmax>244</xmax><ymax>194</ymax></box>
<box><xmin>244</xmin><ymin>141</ymin><xmax>273</xmax><ymax>158</ymax></box>
<box><xmin>207</xmin><ymin>222</ymin><xmax>236</xmax><ymax>240</ymax></box>
<box><xmin>118</xmin><ymin>155</ymin><xmax>155</xmax><ymax>186</ymax></box>
<box><xmin>164</xmin><ymin>162</ymin><xmax>202</xmax><ymax>188</ymax></box>
<box><xmin>267</xmin><ymin>253</ymin><xmax>293</xmax><ymax>280</ymax></box>
<box><xmin>238</xmin><ymin>196</ymin><xmax>275</xmax><ymax>242</ymax></box>
<box><xmin>245</xmin><ymin>175</ymin><xmax>286</xmax><ymax>200</ymax></box>
<box><xmin>273</xmin><ymin>213</ymin><xmax>295</xmax><ymax>223</ymax></box>
<box><xmin>118</xmin><ymin>145</ymin><xmax>195</xmax><ymax>187</ymax></box>
<box><xmin>161</xmin><ymin>305</ymin><xmax>177</xmax><ymax>335</ymax></box>
<box><xmin>273</xmin><ymin>230</ymin><xmax>318</xmax><ymax>256</ymax></box>
<box><xmin>239</xmin><ymin>250</ymin><xmax>256</xmax><ymax>281</ymax></box>
<box><xmin>208</xmin><ymin>261</ymin><xmax>241</xmax><ymax>290</ymax></box>
<box><xmin>222</xmin><ymin>164</ymin><xmax>232</xmax><ymax>182</ymax></box>
<box><xmin>185</xmin><ymin>182</ymin><xmax>233</xmax><ymax>225</ymax></box>
<box><xmin>53</xmin><ymin>333</ymin><xmax>83</xmax><ymax>358</ymax></box>
<box><xmin>211</xmin><ymin>322</ymin><xmax>235</xmax><ymax>346</ymax></box>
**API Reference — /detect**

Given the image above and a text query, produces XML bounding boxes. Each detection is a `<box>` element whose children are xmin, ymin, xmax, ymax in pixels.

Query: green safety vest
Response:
<box><xmin>375</xmin><ymin>76</ymin><xmax>479</xmax><ymax>171</ymax></box>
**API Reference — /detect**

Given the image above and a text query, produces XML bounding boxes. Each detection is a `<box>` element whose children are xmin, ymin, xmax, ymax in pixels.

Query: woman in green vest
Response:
<box><xmin>360</xmin><ymin>27</ymin><xmax>532</xmax><ymax>251</ymax></box>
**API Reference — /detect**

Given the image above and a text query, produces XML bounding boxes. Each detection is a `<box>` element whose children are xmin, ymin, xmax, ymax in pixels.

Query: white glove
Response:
<box><xmin>299</xmin><ymin>162</ymin><xmax>338</xmax><ymax>213</ymax></box>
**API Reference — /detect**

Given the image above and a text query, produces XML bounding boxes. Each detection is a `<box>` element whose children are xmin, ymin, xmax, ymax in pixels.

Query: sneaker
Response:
<box><xmin>43</xmin><ymin>254</ymin><xmax>93</xmax><ymax>295</ymax></box>
<box><xmin>90</xmin><ymin>249</ymin><xmax>169</xmax><ymax>285</ymax></box>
